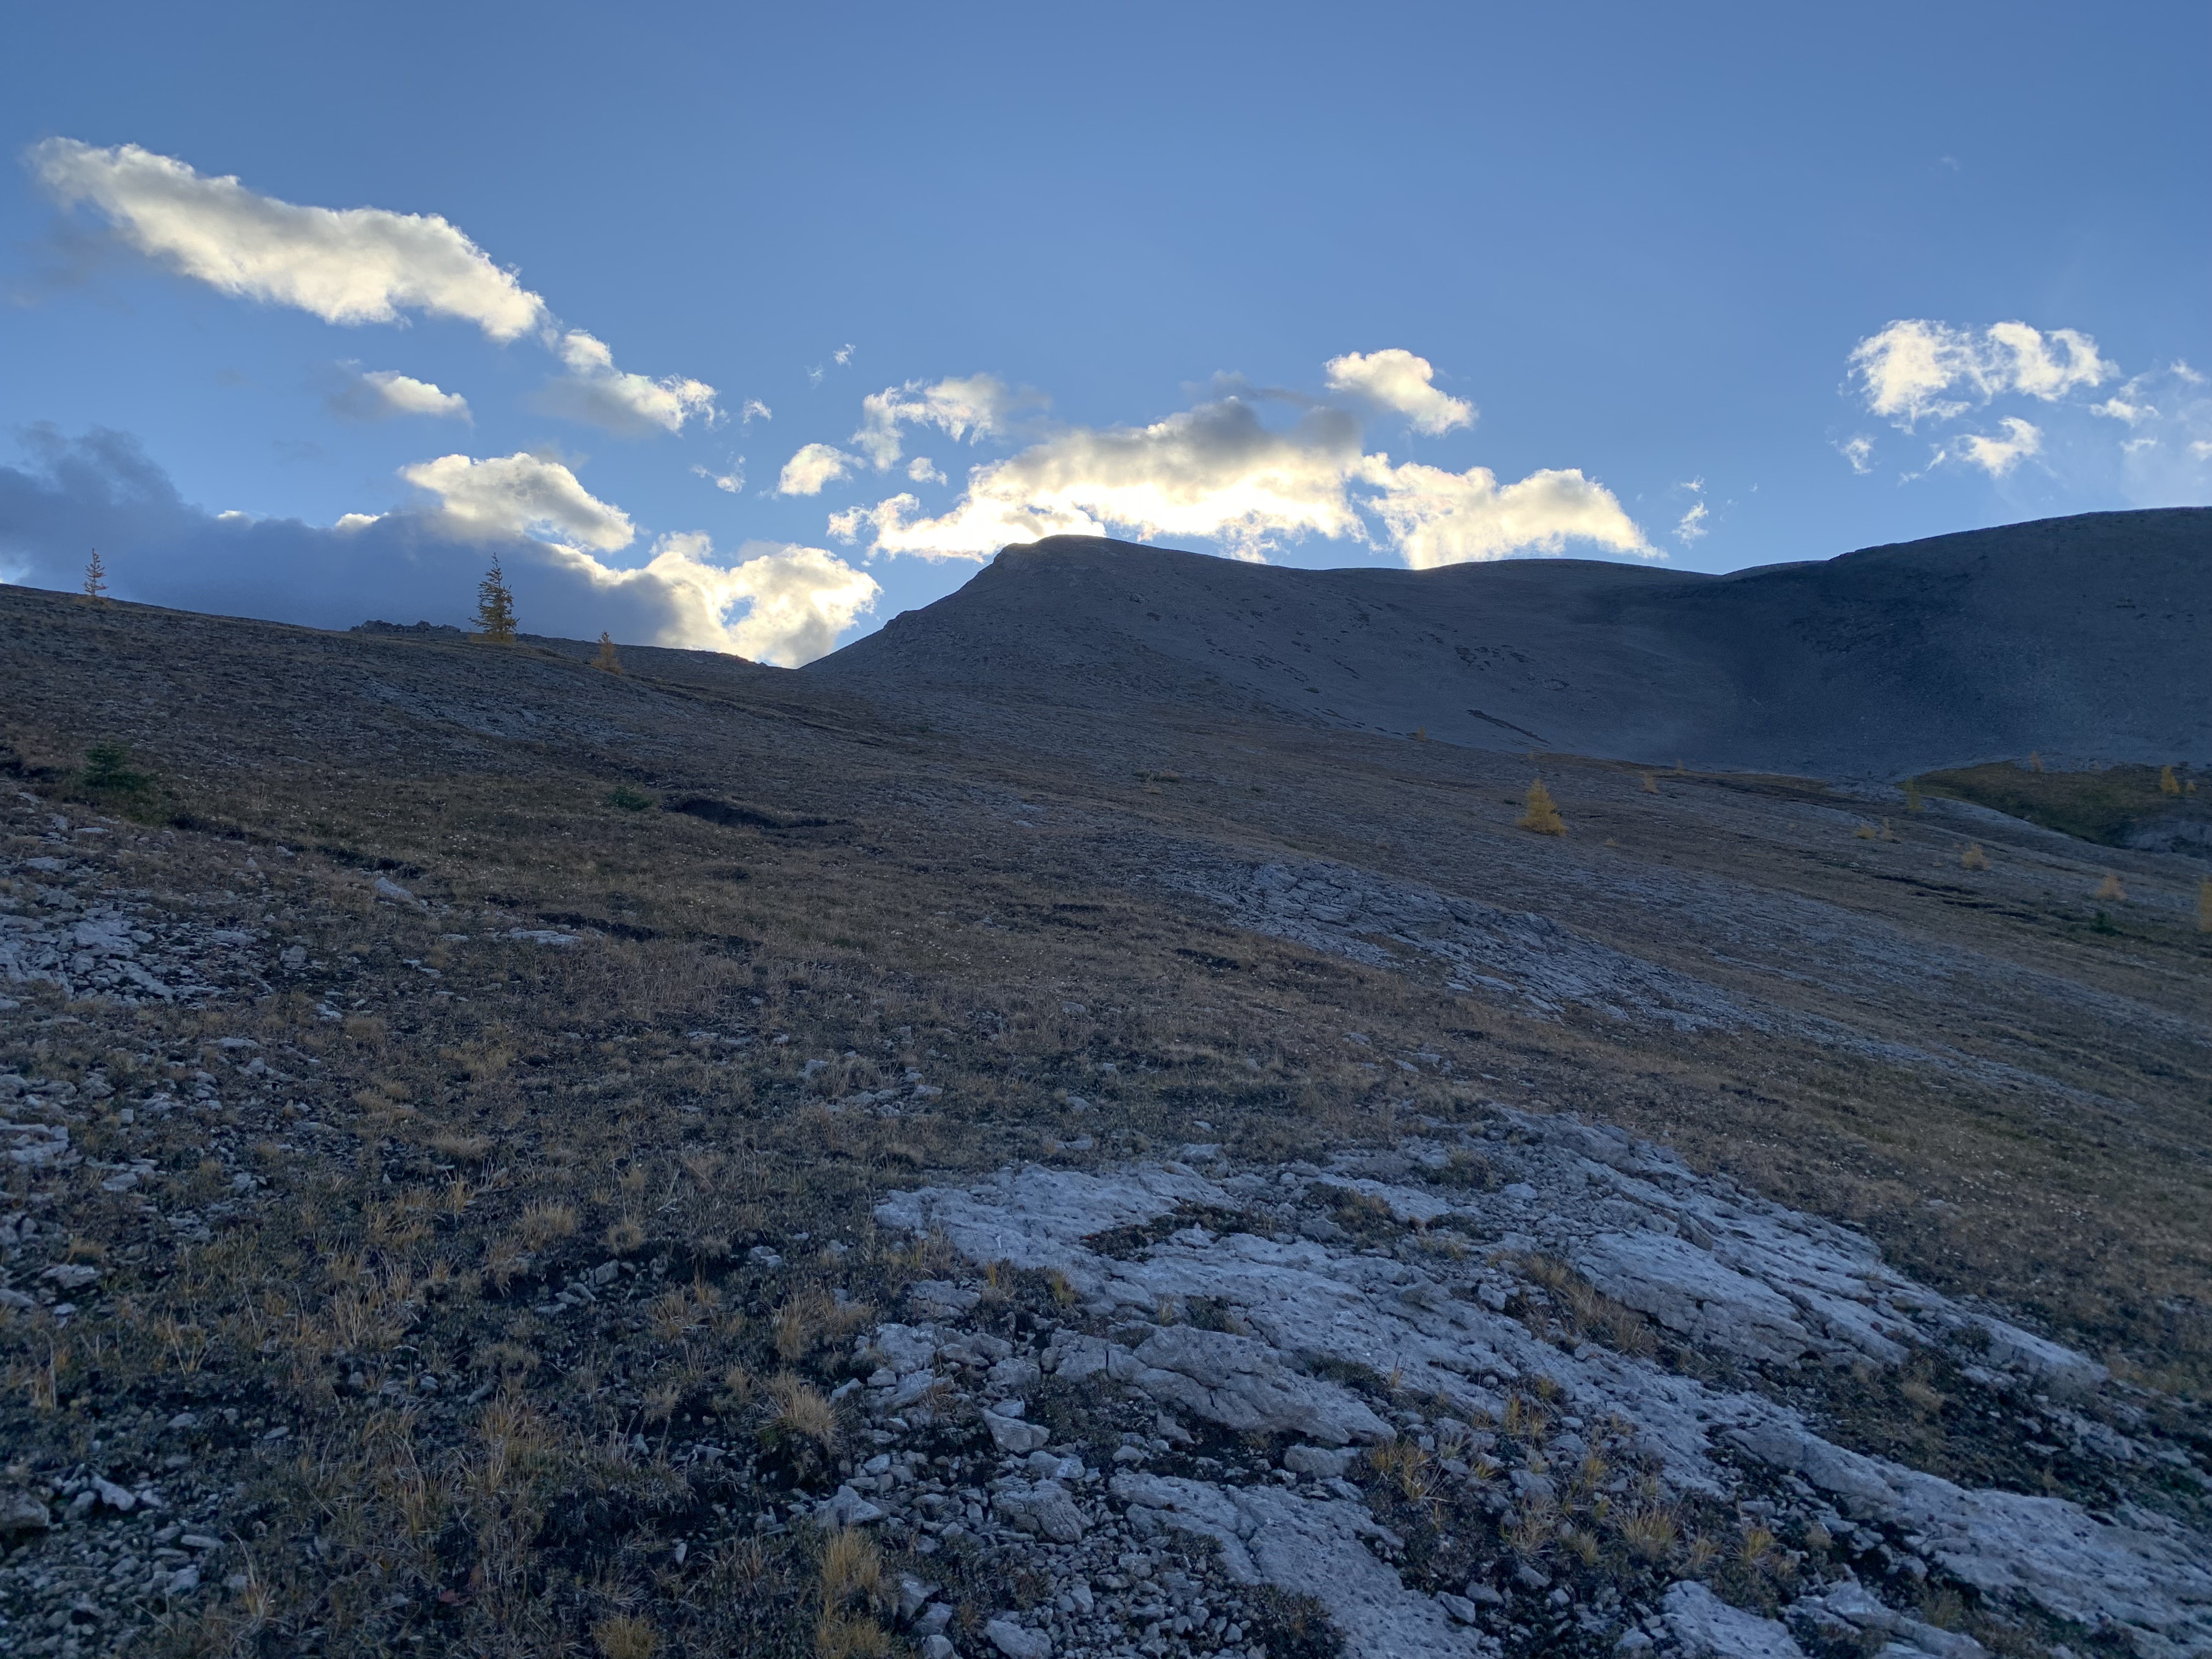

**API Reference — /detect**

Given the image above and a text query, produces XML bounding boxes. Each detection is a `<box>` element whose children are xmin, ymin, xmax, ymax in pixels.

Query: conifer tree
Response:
<box><xmin>1517</xmin><ymin>777</ymin><xmax>1566</xmax><ymax>836</ymax></box>
<box><xmin>1960</xmin><ymin>842</ymin><xmax>1989</xmax><ymax>871</ymax></box>
<box><xmin>593</xmin><ymin>631</ymin><xmax>624</xmax><ymax>674</ymax></box>
<box><xmin>82</xmin><ymin>548</ymin><xmax>108</xmax><ymax>603</ymax></box>
<box><xmin>2199</xmin><ymin>877</ymin><xmax>2211</xmax><ymax>933</ymax></box>
<box><xmin>2160</xmin><ymin>764</ymin><xmax>2181</xmax><ymax>797</ymax></box>
<box><xmin>472</xmin><ymin>557</ymin><xmax>517</xmax><ymax>644</ymax></box>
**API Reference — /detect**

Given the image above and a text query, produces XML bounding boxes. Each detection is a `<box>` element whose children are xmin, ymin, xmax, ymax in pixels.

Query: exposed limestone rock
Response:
<box><xmin>1110</xmin><ymin>1472</ymin><xmax>1492</xmax><ymax>1657</ymax></box>
<box><xmin>877</xmin><ymin>1119</ymin><xmax>2212</xmax><ymax>1655</ymax></box>
<box><xmin>1662</xmin><ymin>1581</ymin><xmax>1805</xmax><ymax>1658</ymax></box>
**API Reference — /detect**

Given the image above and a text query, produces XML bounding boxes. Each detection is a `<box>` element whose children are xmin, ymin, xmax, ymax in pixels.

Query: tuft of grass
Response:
<box><xmin>518</xmin><ymin>1203</ymin><xmax>580</xmax><ymax>1249</ymax></box>
<box><xmin>763</xmin><ymin>1372</ymin><xmax>838</xmax><ymax>1458</ymax></box>
<box><xmin>592</xmin><ymin>1613</ymin><xmax>659</xmax><ymax>1659</ymax></box>
<box><xmin>1960</xmin><ymin>842</ymin><xmax>1989</xmax><ymax>871</ymax></box>
<box><xmin>2094</xmin><ymin>871</ymin><xmax>2128</xmax><ymax>902</ymax></box>
<box><xmin>606</xmin><ymin>785</ymin><xmax>654</xmax><ymax>811</ymax></box>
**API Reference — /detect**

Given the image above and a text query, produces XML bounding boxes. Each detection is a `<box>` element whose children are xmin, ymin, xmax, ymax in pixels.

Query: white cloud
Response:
<box><xmin>829</xmin><ymin>375</ymin><xmax>1646</xmax><ymax>569</ymax></box>
<box><xmin>1359</xmin><ymin>458</ymin><xmax>1651</xmax><ymax>568</ymax></box>
<box><xmin>1848</xmin><ymin>318</ymin><xmax>2114</xmax><ymax>429</ymax></box>
<box><xmin>740</xmin><ymin>397</ymin><xmax>772</xmax><ymax>424</ymax></box>
<box><xmin>852</xmin><ymin>374</ymin><xmax>1036</xmax><ymax>470</ymax></box>
<box><xmin>324</xmin><ymin>364</ymin><xmax>471</xmax><ymax>422</ymax></box>
<box><xmin>31</xmin><ymin>139</ymin><xmax>548</xmax><ymax>340</ymax></box>
<box><xmin>836</xmin><ymin>398</ymin><xmax>1368</xmax><ymax>562</ymax></box>
<box><xmin>2092</xmin><ymin>394</ymin><xmax>2154</xmax><ymax>425</ymax></box>
<box><xmin>776</xmin><ymin>443</ymin><xmax>858</xmax><ymax>496</ymax></box>
<box><xmin>1675</xmin><ymin>501</ymin><xmax>1708</xmax><ymax>543</ymax></box>
<box><xmin>1950</xmin><ymin>417</ymin><xmax>2043</xmax><ymax>477</ymax></box>
<box><xmin>400</xmin><ymin>452</ymin><xmax>635</xmax><ymax>551</ymax></box>
<box><xmin>31</xmin><ymin>139</ymin><xmax>714</xmax><ymax>439</ymax></box>
<box><xmin>1323</xmin><ymin>348</ymin><xmax>1475</xmax><ymax>435</ymax></box>
<box><xmin>1835</xmin><ymin>433</ymin><xmax>1876</xmax><ymax>473</ymax></box>
<box><xmin>833</xmin><ymin>343</ymin><xmax>855</xmax><ymax>366</ymax></box>
<box><xmin>1</xmin><ymin>426</ymin><xmax>877</xmax><ymax>665</ymax></box>
<box><xmin>692</xmin><ymin>459</ymin><xmax>744</xmax><ymax>494</ymax></box>
<box><xmin>535</xmin><ymin>330</ymin><xmax>718</xmax><ymax>435</ymax></box>
<box><xmin>563</xmin><ymin>534</ymin><xmax>877</xmax><ymax>664</ymax></box>
<box><xmin>906</xmin><ymin>456</ymin><xmax>946</xmax><ymax>484</ymax></box>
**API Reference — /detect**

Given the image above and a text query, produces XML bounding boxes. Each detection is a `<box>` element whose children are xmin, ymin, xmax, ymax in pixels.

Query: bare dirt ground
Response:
<box><xmin>2</xmin><ymin>584</ymin><xmax>2207</xmax><ymax>1659</ymax></box>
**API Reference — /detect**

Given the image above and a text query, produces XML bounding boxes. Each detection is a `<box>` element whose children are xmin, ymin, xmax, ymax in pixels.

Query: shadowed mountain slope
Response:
<box><xmin>808</xmin><ymin>508</ymin><xmax>2212</xmax><ymax>777</ymax></box>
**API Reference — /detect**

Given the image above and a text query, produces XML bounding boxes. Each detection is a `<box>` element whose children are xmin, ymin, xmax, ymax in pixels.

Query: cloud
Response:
<box><xmin>1835</xmin><ymin>433</ymin><xmax>1876</xmax><ymax>473</ymax></box>
<box><xmin>1359</xmin><ymin>458</ymin><xmax>1651</xmax><ymax>568</ymax></box>
<box><xmin>906</xmin><ymin>456</ymin><xmax>946</xmax><ymax>484</ymax></box>
<box><xmin>1848</xmin><ymin>319</ymin><xmax>2114</xmax><ymax>429</ymax></box>
<box><xmin>398</xmin><ymin>452</ymin><xmax>635</xmax><ymax>551</ymax></box>
<box><xmin>1675</xmin><ymin>501</ymin><xmax>1708</xmax><ymax>543</ymax></box>
<box><xmin>671</xmin><ymin>537</ymin><xmax>878</xmax><ymax>664</ymax></box>
<box><xmin>852</xmin><ymin>374</ymin><xmax>1037</xmax><ymax>470</ymax></box>
<box><xmin>30</xmin><ymin>139</ymin><xmax>714</xmax><ymax>438</ymax></box>
<box><xmin>834</xmin><ymin>398</ymin><xmax>1369</xmax><ymax>562</ymax></box>
<box><xmin>828</xmin><ymin>372</ymin><xmax>1646</xmax><ymax>568</ymax></box>
<box><xmin>833</xmin><ymin>343</ymin><xmax>855</xmax><ymax>367</ymax></box>
<box><xmin>693</xmin><ymin>459</ymin><xmax>744</xmax><ymax>494</ymax></box>
<box><xmin>533</xmin><ymin>330</ymin><xmax>718</xmax><ymax>435</ymax></box>
<box><xmin>323</xmin><ymin>364</ymin><xmax>471</xmax><ymax>422</ymax></box>
<box><xmin>740</xmin><ymin>398</ymin><xmax>772</xmax><ymax>424</ymax></box>
<box><xmin>1323</xmin><ymin>349</ymin><xmax>1475</xmax><ymax>436</ymax></box>
<box><xmin>31</xmin><ymin>139</ymin><xmax>547</xmax><ymax>340</ymax></box>
<box><xmin>776</xmin><ymin>443</ymin><xmax>858</xmax><ymax>496</ymax></box>
<box><xmin>0</xmin><ymin>425</ymin><xmax>874</xmax><ymax>663</ymax></box>
<box><xmin>1950</xmin><ymin>416</ymin><xmax>2043</xmax><ymax>477</ymax></box>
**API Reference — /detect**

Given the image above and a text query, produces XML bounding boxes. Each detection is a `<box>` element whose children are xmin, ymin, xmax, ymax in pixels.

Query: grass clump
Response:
<box><xmin>606</xmin><ymin>785</ymin><xmax>654</xmax><ymax>811</ymax></box>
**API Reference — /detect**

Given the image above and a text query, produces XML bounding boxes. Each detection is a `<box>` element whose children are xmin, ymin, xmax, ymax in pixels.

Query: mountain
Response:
<box><xmin>808</xmin><ymin>507</ymin><xmax>2212</xmax><ymax>777</ymax></box>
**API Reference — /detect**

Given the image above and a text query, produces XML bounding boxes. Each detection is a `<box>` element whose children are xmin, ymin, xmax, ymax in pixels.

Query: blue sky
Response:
<box><xmin>2</xmin><ymin>2</ymin><xmax>2206</xmax><ymax>663</ymax></box>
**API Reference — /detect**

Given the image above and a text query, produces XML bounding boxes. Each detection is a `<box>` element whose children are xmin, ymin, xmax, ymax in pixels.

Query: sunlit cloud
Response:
<box><xmin>776</xmin><ymin>442</ymin><xmax>858</xmax><ymax>496</ymax></box>
<box><xmin>0</xmin><ymin>425</ymin><xmax>875</xmax><ymax>665</ymax></box>
<box><xmin>827</xmin><ymin>357</ymin><xmax>1648</xmax><ymax>568</ymax></box>
<box><xmin>1848</xmin><ymin>318</ymin><xmax>2113</xmax><ymax>430</ymax></box>
<box><xmin>534</xmin><ymin>329</ymin><xmax>718</xmax><ymax>436</ymax></box>
<box><xmin>323</xmin><ymin>364</ymin><xmax>471</xmax><ymax>422</ymax></box>
<box><xmin>1323</xmin><ymin>348</ymin><xmax>1474</xmax><ymax>436</ymax></box>
<box><xmin>29</xmin><ymin>138</ymin><xmax>715</xmax><ymax>437</ymax></box>
<box><xmin>852</xmin><ymin>374</ymin><xmax>1039</xmax><ymax>470</ymax></box>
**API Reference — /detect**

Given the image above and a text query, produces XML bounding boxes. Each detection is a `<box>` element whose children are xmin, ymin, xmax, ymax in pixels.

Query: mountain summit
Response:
<box><xmin>809</xmin><ymin>507</ymin><xmax>2211</xmax><ymax>776</ymax></box>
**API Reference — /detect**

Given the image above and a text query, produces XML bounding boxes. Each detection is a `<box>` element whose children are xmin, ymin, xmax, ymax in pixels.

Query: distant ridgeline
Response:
<box><xmin>806</xmin><ymin>507</ymin><xmax>2212</xmax><ymax>781</ymax></box>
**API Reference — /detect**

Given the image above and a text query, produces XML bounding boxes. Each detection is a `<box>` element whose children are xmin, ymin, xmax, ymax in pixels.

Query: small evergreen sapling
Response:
<box><xmin>2094</xmin><ymin>871</ymin><xmax>2126</xmax><ymax>902</ymax></box>
<box><xmin>2199</xmin><ymin>878</ymin><xmax>2211</xmax><ymax>934</ymax></box>
<box><xmin>472</xmin><ymin>557</ymin><xmax>517</xmax><ymax>644</ymax></box>
<box><xmin>594</xmin><ymin>632</ymin><xmax>624</xmax><ymax>674</ymax></box>
<box><xmin>1517</xmin><ymin>778</ymin><xmax>1566</xmax><ymax>836</ymax></box>
<box><xmin>2159</xmin><ymin>765</ymin><xmax>2181</xmax><ymax>797</ymax></box>
<box><xmin>82</xmin><ymin>549</ymin><xmax>108</xmax><ymax>603</ymax></box>
<box><xmin>1960</xmin><ymin>842</ymin><xmax>1989</xmax><ymax>871</ymax></box>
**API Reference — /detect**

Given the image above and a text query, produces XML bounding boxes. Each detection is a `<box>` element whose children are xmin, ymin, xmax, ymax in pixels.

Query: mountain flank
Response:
<box><xmin>808</xmin><ymin>508</ymin><xmax>2212</xmax><ymax>778</ymax></box>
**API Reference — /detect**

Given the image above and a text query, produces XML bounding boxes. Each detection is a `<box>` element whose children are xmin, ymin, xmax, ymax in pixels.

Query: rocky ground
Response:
<box><xmin>2</xmin><ymin>583</ymin><xmax>2209</xmax><ymax>1658</ymax></box>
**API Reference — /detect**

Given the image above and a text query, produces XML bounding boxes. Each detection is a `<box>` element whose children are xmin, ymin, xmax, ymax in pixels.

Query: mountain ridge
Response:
<box><xmin>807</xmin><ymin>506</ymin><xmax>2212</xmax><ymax>777</ymax></box>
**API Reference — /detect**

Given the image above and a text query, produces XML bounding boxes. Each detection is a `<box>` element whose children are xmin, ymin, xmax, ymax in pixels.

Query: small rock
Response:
<box><xmin>1437</xmin><ymin>1592</ymin><xmax>1481</xmax><ymax>1623</ymax></box>
<box><xmin>984</xmin><ymin>1617</ymin><xmax>1051</xmax><ymax>1659</ymax></box>
<box><xmin>923</xmin><ymin>1637</ymin><xmax>957</xmax><ymax>1659</ymax></box>
<box><xmin>0</xmin><ymin>1491</ymin><xmax>51</xmax><ymax>1540</ymax></box>
<box><xmin>1282</xmin><ymin>1444</ymin><xmax>1354</xmax><ymax>1480</ymax></box>
<box><xmin>984</xmin><ymin>1401</ymin><xmax>1052</xmax><ymax>1454</ymax></box>
<box><xmin>898</xmin><ymin>1576</ymin><xmax>937</xmax><ymax>1621</ymax></box>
